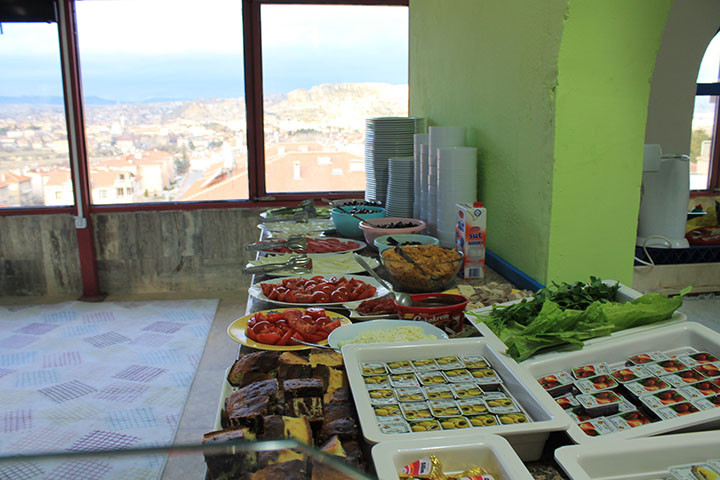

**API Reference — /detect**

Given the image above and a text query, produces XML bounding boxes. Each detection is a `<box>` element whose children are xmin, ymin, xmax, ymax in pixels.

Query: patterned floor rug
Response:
<box><xmin>0</xmin><ymin>299</ymin><xmax>218</xmax><ymax>480</ymax></box>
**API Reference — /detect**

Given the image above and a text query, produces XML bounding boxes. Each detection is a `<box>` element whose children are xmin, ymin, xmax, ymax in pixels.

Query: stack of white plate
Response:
<box><xmin>365</xmin><ymin>117</ymin><xmax>424</xmax><ymax>205</ymax></box>
<box><xmin>385</xmin><ymin>156</ymin><xmax>415</xmax><ymax>217</ymax></box>
<box><xmin>427</xmin><ymin>126</ymin><xmax>466</xmax><ymax>235</ymax></box>
<box><xmin>437</xmin><ymin>146</ymin><xmax>478</xmax><ymax>247</ymax></box>
<box><xmin>413</xmin><ymin>133</ymin><xmax>429</xmax><ymax>219</ymax></box>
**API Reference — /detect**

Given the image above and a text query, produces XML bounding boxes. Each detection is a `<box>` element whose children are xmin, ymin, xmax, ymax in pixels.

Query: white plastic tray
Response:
<box><xmin>467</xmin><ymin>281</ymin><xmax>687</xmax><ymax>355</ymax></box>
<box><xmin>342</xmin><ymin>338</ymin><xmax>569</xmax><ymax>461</ymax></box>
<box><xmin>372</xmin><ymin>434</ymin><xmax>534</xmax><ymax>480</ymax></box>
<box><xmin>522</xmin><ymin>321</ymin><xmax>720</xmax><ymax>444</ymax></box>
<box><xmin>555</xmin><ymin>430</ymin><xmax>720</xmax><ymax>480</ymax></box>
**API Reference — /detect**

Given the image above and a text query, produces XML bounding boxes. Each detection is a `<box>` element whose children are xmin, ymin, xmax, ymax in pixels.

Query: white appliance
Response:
<box><xmin>636</xmin><ymin>144</ymin><xmax>690</xmax><ymax>248</ymax></box>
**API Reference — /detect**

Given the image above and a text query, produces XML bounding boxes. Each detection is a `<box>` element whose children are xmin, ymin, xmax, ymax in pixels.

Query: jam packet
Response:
<box><xmin>611</xmin><ymin>366</ymin><xmax>652</xmax><ymax>384</ymax></box>
<box><xmin>645</xmin><ymin>359</ymin><xmax>689</xmax><ymax>376</ymax></box>
<box><xmin>607</xmin><ymin>410</ymin><xmax>652</xmax><ymax>430</ymax></box>
<box><xmin>626</xmin><ymin>351</ymin><xmax>670</xmax><ymax>365</ymax></box>
<box><xmin>572</xmin><ymin>363</ymin><xmax>610</xmax><ymax>380</ymax></box>
<box><xmin>576</xmin><ymin>374</ymin><xmax>618</xmax><ymax>394</ymax></box>
<box><xmin>537</xmin><ymin>371</ymin><xmax>574</xmax><ymax>397</ymax></box>
<box><xmin>578</xmin><ymin>417</ymin><xmax>617</xmax><ymax>437</ymax></box>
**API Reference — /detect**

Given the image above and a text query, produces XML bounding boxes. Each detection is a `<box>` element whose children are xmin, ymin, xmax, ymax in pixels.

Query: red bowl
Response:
<box><xmin>394</xmin><ymin>293</ymin><xmax>468</xmax><ymax>333</ymax></box>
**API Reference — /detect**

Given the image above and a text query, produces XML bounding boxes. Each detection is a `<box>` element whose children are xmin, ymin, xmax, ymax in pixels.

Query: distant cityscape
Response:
<box><xmin>0</xmin><ymin>82</ymin><xmax>408</xmax><ymax>207</ymax></box>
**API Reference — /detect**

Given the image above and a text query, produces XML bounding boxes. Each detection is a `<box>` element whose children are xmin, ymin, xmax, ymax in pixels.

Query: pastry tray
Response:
<box><xmin>371</xmin><ymin>433</ymin><xmax>533</xmax><ymax>480</ymax></box>
<box><xmin>342</xmin><ymin>338</ymin><xmax>569</xmax><ymax>461</ymax></box>
<box><xmin>522</xmin><ymin>321</ymin><xmax>720</xmax><ymax>444</ymax></box>
<box><xmin>554</xmin><ymin>430</ymin><xmax>720</xmax><ymax>480</ymax></box>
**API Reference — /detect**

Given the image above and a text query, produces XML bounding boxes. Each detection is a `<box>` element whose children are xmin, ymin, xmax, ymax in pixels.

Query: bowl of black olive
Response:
<box><xmin>331</xmin><ymin>205</ymin><xmax>386</xmax><ymax>239</ymax></box>
<box><xmin>358</xmin><ymin>217</ymin><xmax>427</xmax><ymax>246</ymax></box>
<box><xmin>374</xmin><ymin>234</ymin><xmax>439</xmax><ymax>254</ymax></box>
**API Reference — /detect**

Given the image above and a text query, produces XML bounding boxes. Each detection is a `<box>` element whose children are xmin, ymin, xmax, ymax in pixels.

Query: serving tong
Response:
<box><xmin>264</xmin><ymin>199</ymin><xmax>317</xmax><ymax>220</ymax></box>
<box><xmin>242</xmin><ymin>254</ymin><xmax>312</xmax><ymax>275</ymax></box>
<box><xmin>261</xmin><ymin>211</ymin><xmax>310</xmax><ymax>223</ymax></box>
<box><xmin>245</xmin><ymin>236</ymin><xmax>307</xmax><ymax>252</ymax></box>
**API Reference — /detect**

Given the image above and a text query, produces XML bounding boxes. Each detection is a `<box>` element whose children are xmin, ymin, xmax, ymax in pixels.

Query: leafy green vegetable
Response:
<box><xmin>468</xmin><ymin>279</ymin><xmax>688</xmax><ymax>362</ymax></box>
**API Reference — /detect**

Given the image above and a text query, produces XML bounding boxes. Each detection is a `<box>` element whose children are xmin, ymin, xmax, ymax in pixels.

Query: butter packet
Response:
<box><xmin>668</xmin><ymin>464</ymin><xmax>720</xmax><ymax>480</ymax></box>
<box><xmin>453</xmin><ymin>382</ymin><xmax>485</xmax><ymax>399</ymax></box>
<box><xmin>373</xmin><ymin>403</ymin><xmax>402</xmax><ymax>419</ymax></box>
<box><xmin>460</xmin><ymin>355</ymin><xmax>490</xmax><ymax>370</ymax></box>
<box><xmin>395</xmin><ymin>386</ymin><xmax>426</xmax><ymax>403</ymax></box>
<box><xmin>434</xmin><ymin>355</ymin><xmax>465</xmax><ymax>370</ymax></box>
<box><xmin>360</xmin><ymin>362</ymin><xmax>387</xmax><ymax>376</ymax></box>
<box><xmin>408</xmin><ymin>419</ymin><xmax>442</xmax><ymax>433</ymax></box>
<box><xmin>367</xmin><ymin>386</ymin><xmax>397</xmax><ymax>405</ymax></box>
<box><xmin>417</xmin><ymin>370</ymin><xmax>447</xmax><ymax>386</ymax></box>
<box><xmin>364</xmin><ymin>375</ymin><xmax>390</xmax><ymax>387</ymax></box>
<box><xmin>457</xmin><ymin>397</ymin><xmax>489</xmax><ymax>416</ymax></box>
<box><xmin>471</xmin><ymin>368</ymin><xmax>502</xmax><ymax>387</ymax></box>
<box><xmin>412</xmin><ymin>358</ymin><xmax>439</xmax><ymax>371</ymax></box>
<box><xmin>485</xmin><ymin>396</ymin><xmax>521</xmax><ymax>415</ymax></box>
<box><xmin>378</xmin><ymin>418</ymin><xmax>411</xmax><ymax>434</ymax></box>
<box><xmin>429</xmin><ymin>399</ymin><xmax>462</xmax><ymax>418</ymax></box>
<box><xmin>400</xmin><ymin>401</ymin><xmax>434</xmax><ymax>422</ymax></box>
<box><xmin>443</xmin><ymin>368</ymin><xmax>475</xmax><ymax>383</ymax></box>
<box><xmin>438</xmin><ymin>416</ymin><xmax>471</xmax><ymax>430</ymax></box>
<box><xmin>390</xmin><ymin>372</ymin><xmax>420</xmax><ymax>388</ymax></box>
<box><xmin>468</xmin><ymin>414</ymin><xmax>498</xmax><ymax>427</ymax></box>
<box><xmin>424</xmin><ymin>384</ymin><xmax>456</xmax><ymax>401</ymax></box>
<box><xmin>386</xmin><ymin>360</ymin><xmax>414</xmax><ymax>374</ymax></box>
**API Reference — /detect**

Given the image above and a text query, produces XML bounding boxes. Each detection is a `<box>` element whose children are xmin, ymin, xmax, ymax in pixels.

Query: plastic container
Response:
<box><xmin>467</xmin><ymin>280</ymin><xmax>688</xmax><ymax>354</ymax></box>
<box><xmin>522</xmin><ymin>321</ymin><xmax>720</xmax><ymax>444</ymax></box>
<box><xmin>358</xmin><ymin>217</ymin><xmax>426</xmax><ymax>247</ymax></box>
<box><xmin>342</xmin><ymin>338</ymin><xmax>569</xmax><ymax>461</ymax></box>
<box><xmin>372</xmin><ymin>434</ymin><xmax>534</xmax><ymax>480</ymax></box>
<box><xmin>555</xmin><ymin>430</ymin><xmax>720</xmax><ymax>480</ymax></box>
<box><xmin>374</xmin><ymin>234</ymin><xmax>439</xmax><ymax>254</ymax></box>
<box><xmin>394</xmin><ymin>293</ymin><xmax>469</xmax><ymax>333</ymax></box>
<box><xmin>331</xmin><ymin>205</ymin><xmax>386</xmax><ymax>239</ymax></box>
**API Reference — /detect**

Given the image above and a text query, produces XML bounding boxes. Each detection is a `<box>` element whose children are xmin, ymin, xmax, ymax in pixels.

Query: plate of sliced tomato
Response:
<box><xmin>248</xmin><ymin>274</ymin><xmax>390</xmax><ymax>307</ymax></box>
<box><xmin>227</xmin><ymin>307</ymin><xmax>352</xmax><ymax>350</ymax></box>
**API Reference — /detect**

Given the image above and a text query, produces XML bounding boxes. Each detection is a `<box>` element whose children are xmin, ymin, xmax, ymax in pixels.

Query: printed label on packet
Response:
<box><xmin>663</xmin><ymin>370</ymin><xmax>706</xmax><ymax>388</ymax></box>
<box><xmin>645</xmin><ymin>359</ymin><xmax>689</xmax><ymax>376</ymax></box>
<box><xmin>424</xmin><ymin>384</ymin><xmax>456</xmax><ymax>400</ymax></box>
<box><xmin>395</xmin><ymin>386</ymin><xmax>426</xmax><ymax>403</ymax></box>
<box><xmin>611</xmin><ymin>366</ymin><xmax>652</xmax><ymax>384</ymax></box>
<box><xmin>572</xmin><ymin>363</ymin><xmax>611</xmax><ymax>379</ymax></box>
<box><xmin>669</xmin><ymin>464</ymin><xmax>720</xmax><ymax>480</ymax></box>
<box><xmin>386</xmin><ymin>360</ymin><xmax>414</xmax><ymax>374</ymax></box>
<box><xmin>627</xmin><ymin>351</ymin><xmax>670</xmax><ymax>365</ymax></box>
<box><xmin>575</xmin><ymin>374</ymin><xmax>618</xmax><ymax>394</ymax></box>
<box><xmin>567</xmin><ymin>407</ymin><xmax>592</xmax><ymax>424</ymax></box>
<box><xmin>639</xmin><ymin>389</ymin><xmax>689</xmax><ymax>410</ymax></box>
<box><xmin>460</xmin><ymin>355</ymin><xmax>490</xmax><ymax>370</ymax></box>
<box><xmin>360</xmin><ymin>362</ymin><xmax>387</xmax><ymax>376</ymax></box>
<box><xmin>694</xmin><ymin>394</ymin><xmax>720</xmax><ymax>410</ymax></box>
<box><xmin>443</xmin><ymin>368</ymin><xmax>476</xmax><ymax>383</ymax></box>
<box><xmin>607</xmin><ymin>410</ymin><xmax>652</xmax><ymax>430</ymax></box>
<box><xmin>434</xmin><ymin>356</ymin><xmax>465</xmax><ymax>370</ymax></box>
<box><xmin>578</xmin><ymin>417</ymin><xmax>617</xmax><ymax>437</ymax></box>
<box><xmin>367</xmin><ymin>386</ymin><xmax>397</xmax><ymax>405</ymax></box>
<box><xmin>625</xmin><ymin>377</ymin><xmax>671</xmax><ymax>396</ymax></box>
<box><xmin>654</xmin><ymin>401</ymin><xmax>700</xmax><ymax>420</ymax></box>
<box><xmin>428</xmin><ymin>399</ymin><xmax>462</xmax><ymax>418</ymax></box>
<box><xmin>537</xmin><ymin>371</ymin><xmax>574</xmax><ymax>396</ymax></box>
<box><xmin>694</xmin><ymin>362</ymin><xmax>720</xmax><ymax>379</ymax></box>
<box><xmin>378</xmin><ymin>418</ymin><xmax>411</xmax><ymax>434</ymax></box>
<box><xmin>555</xmin><ymin>393</ymin><xmax>579</xmax><ymax>410</ymax></box>
<box><xmin>679</xmin><ymin>380</ymin><xmax>720</xmax><ymax>399</ymax></box>
<box><xmin>453</xmin><ymin>382</ymin><xmax>485</xmax><ymax>399</ymax></box>
<box><xmin>678</xmin><ymin>352</ymin><xmax>720</xmax><ymax>367</ymax></box>
<box><xmin>389</xmin><ymin>372</ymin><xmax>420</xmax><ymax>388</ymax></box>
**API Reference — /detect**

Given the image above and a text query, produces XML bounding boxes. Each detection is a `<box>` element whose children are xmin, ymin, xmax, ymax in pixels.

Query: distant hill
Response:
<box><xmin>0</xmin><ymin>95</ymin><xmax>119</xmax><ymax>105</ymax></box>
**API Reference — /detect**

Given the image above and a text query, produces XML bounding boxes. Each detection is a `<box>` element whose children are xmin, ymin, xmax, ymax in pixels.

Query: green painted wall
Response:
<box><xmin>409</xmin><ymin>0</ymin><xmax>568</xmax><ymax>285</ymax></box>
<box><xmin>410</xmin><ymin>0</ymin><xmax>671</xmax><ymax>285</ymax></box>
<box><xmin>548</xmin><ymin>0</ymin><xmax>671</xmax><ymax>284</ymax></box>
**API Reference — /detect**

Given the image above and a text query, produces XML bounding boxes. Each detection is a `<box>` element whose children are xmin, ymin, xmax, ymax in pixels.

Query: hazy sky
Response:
<box><xmin>0</xmin><ymin>1</ymin><xmax>408</xmax><ymax>102</ymax></box>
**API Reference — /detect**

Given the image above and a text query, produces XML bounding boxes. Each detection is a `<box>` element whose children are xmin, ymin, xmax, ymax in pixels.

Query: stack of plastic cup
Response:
<box><xmin>427</xmin><ymin>126</ymin><xmax>466</xmax><ymax>235</ymax></box>
<box><xmin>436</xmin><ymin>146</ymin><xmax>478</xmax><ymax>247</ymax></box>
<box><xmin>413</xmin><ymin>133</ymin><xmax>429</xmax><ymax>219</ymax></box>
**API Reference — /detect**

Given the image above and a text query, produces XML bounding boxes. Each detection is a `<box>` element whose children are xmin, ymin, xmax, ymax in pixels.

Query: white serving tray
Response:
<box><xmin>555</xmin><ymin>430</ymin><xmax>720</xmax><ymax>480</ymax></box>
<box><xmin>342</xmin><ymin>338</ymin><xmax>569</xmax><ymax>461</ymax></box>
<box><xmin>522</xmin><ymin>321</ymin><xmax>720</xmax><ymax>444</ymax></box>
<box><xmin>467</xmin><ymin>280</ymin><xmax>687</xmax><ymax>355</ymax></box>
<box><xmin>372</xmin><ymin>434</ymin><xmax>534</xmax><ymax>480</ymax></box>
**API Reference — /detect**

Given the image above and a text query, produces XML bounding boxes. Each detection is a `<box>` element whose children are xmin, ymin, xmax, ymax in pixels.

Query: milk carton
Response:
<box><xmin>455</xmin><ymin>202</ymin><xmax>486</xmax><ymax>279</ymax></box>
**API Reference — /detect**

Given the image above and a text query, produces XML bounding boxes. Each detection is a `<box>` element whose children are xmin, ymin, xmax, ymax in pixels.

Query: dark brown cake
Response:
<box><xmin>310</xmin><ymin>458</ymin><xmax>357</xmax><ymax>480</ymax></box>
<box><xmin>202</xmin><ymin>427</ymin><xmax>257</xmax><ymax>480</ymax></box>
<box><xmin>326</xmin><ymin>386</ymin><xmax>351</xmax><ymax>404</ymax></box>
<box><xmin>283</xmin><ymin>378</ymin><xmax>324</xmax><ymax>398</ymax></box>
<box><xmin>256</xmin><ymin>449</ymin><xmax>306</xmax><ymax>469</ymax></box>
<box><xmin>248</xmin><ymin>459</ymin><xmax>308</xmax><ymax>480</ymax></box>
<box><xmin>323</xmin><ymin>401</ymin><xmax>353</xmax><ymax>423</ymax></box>
<box><xmin>318</xmin><ymin>417</ymin><xmax>358</xmax><ymax>444</ymax></box>
<box><xmin>261</xmin><ymin>415</ymin><xmax>313</xmax><ymax>445</ymax></box>
<box><xmin>227</xmin><ymin>351</ymin><xmax>281</xmax><ymax>387</ymax></box>
<box><xmin>225</xmin><ymin>379</ymin><xmax>283</xmax><ymax>428</ymax></box>
<box><xmin>277</xmin><ymin>352</ymin><xmax>311</xmax><ymax>380</ymax></box>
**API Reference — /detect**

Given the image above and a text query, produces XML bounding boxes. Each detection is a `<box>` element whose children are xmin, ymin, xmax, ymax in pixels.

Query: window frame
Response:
<box><xmin>0</xmin><ymin>0</ymin><xmax>408</xmax><ymax>216</ymax></box>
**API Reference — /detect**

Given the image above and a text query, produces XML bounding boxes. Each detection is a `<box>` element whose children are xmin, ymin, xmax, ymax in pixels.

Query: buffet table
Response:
<box><xmin>230</xmin><ymin>228</ymin><xmax>569</xmax><ymax>479</ymax></box>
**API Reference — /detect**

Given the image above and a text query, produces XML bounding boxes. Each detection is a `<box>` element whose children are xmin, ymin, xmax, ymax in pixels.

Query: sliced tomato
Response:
<box><xmin>282</xmin><ymin>309</ymin><xmax>302</xmax><ymax>321</ymax></box>
<box><xmin>305</xmin><ymin>307</ymin><xmax>326</xmax><ymax>319</ymax></box>
<box><xmin>330</xmin><ymin>287</ymin><xmax>349</xmax><ymax>303</ymax></box>
<box><xmin>277</xmin><ymin>328</ymin><xmax>295</xmax><ymax>346</ymax></box>
<box><xmin>246</xmin><ymin>326</ymin><xmax>258</xmax><ymax>341</ymax></box>
<box><xmin>256</xmin><ymin>332</ymin><xmax>281</xmax><ymax>345</ymax></box>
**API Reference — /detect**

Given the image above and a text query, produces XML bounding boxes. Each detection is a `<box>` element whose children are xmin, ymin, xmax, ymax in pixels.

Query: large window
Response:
<box><xmin>0</xmin><ymin>21</ymin><xmax>72</xmax><ymax>207</ymax></box>
<box><xmin>75</xmin><ymin>0</ymin><xmax>249</xmax><ymax>204</ymax></box>
<box><xmin>260</xmin><ymin>4</ymin><xmax>408</xmax><ymax>193</ymax></box>
<box><xmin>0</xmin><ymin>0</ymin><xmax>408</xmax><ymax>210</ymax></box>
<box><xmin>691</xmin><ymin>30</ymin><xmax>720</xmax><ymax>191</ymax></box>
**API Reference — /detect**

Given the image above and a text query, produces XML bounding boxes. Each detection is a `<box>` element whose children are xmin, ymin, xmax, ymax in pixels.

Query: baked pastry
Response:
<box><xmin>228</xmin><ymin>351</ymin><xmax>281</xmax><ymax>387</ymax></box>
<box><xmin>256</xmin><ymin>449</ymin><xmax>305</xmax><ymax>469</ymax></box>
<box><xmin>342</xmin><ymin>441</ymin><xmax>366</xmax><ymax>471</ymax></box>
<box><xmin>318</xmin><ymin>417</ymin><xmax>358</xmax><ymax>444</ymax></box>
<box><xmin>285</xmin><ymin>397</ymin><xmax>324</xmax><ymax>422</ymax></box>
<box><xmin>202</xmin><ymin>427</ymin><xmax>257</xmax><ymax>480</ymax></box>
<box><xmin>249</xmin><ymin>459</ymin><xmax>308</xmax><ymax>480</ymax></box>
<box><xmin>262</xmin><ymin>415</ymin><xmax>313</xmax><ymax>445</ymax></box>
<box><xmin>323</xmin><ymin>402</ymin><xmax>353</xmax><ymax>423</ymax></box>
<box><xmin>283</xmin><ymin>378</ymin><xmax>324</xmax><ymax>399</ymax></box>
<box><xmin>326</xmin><ymin>386</ymin><xmax>351</xmax><ymax>404</ymax></box>
<box><xmin>309</xmin><ymin>349</ymin><xmax>343</xmax><ymax>369</ymax></box>
<box><xmin>310</xmin><ymin>458</ymin><xmax>356</xmax><ymax>480</ymax></box>
<box><xmin>319</xmin><ymin>435</ymin><xmax>345</xmax><ymax>457</ymax></box>
<box><xmin>226</xmin><ymin>379</ymin><xmax>283</xmax><ymax>428</ymax></box>
<box><xmin>277</xmin><ymin>352</ymin><xmax>311</xmax><ymax>380</ymax></box>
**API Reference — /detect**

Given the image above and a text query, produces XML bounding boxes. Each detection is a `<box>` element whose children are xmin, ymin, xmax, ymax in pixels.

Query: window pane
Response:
<box><xmin>261</xmin><ymin>5</ymin><xmax>409</xmax><ymax>194</ymax></box>
<box><xmin>697</xmin><ymin>31</ymin><xmax>720</xmax><ymax>83</ymax></box>
<box><xmin>75</xmin><ymin>0</ymin><xmax>248</xmax><ymax>204</ymax></box>
<box><xmin>0</xmin><ymin>22</ymin><xmax>72</xmax><ymax>207</ymax></box>
<box><xmin>690</xmin><ymin>95</ymin><xmax>717</xmax><ymax>190</ymax></box>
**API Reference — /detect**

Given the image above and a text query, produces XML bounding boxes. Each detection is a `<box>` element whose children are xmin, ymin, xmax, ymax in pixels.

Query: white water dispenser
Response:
<box><xmin>636</xmin><ymin>144</ymin><xmax>690</xmax><ymax>249</ymax></box>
